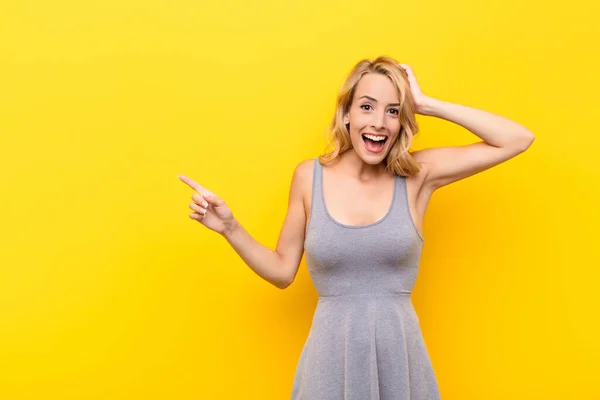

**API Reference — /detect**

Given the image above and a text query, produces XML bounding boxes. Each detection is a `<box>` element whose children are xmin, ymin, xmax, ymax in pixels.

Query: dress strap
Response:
<box><xmin>311</xmin><ymin>157</ymin><xmax>324</xmax><ymax>211</ymax></box>
<box><xmin>306</xmin><ymin>158</ymin><xmax>325</xmax><ymax>232</ymax></box>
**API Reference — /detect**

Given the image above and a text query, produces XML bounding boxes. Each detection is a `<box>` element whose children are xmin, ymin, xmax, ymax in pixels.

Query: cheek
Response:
<box><xmin>351</xmin><ymin>114</ymin><xmax>370</xmax><ymax>129</ymax></box>
<box><xmin>388</xmin><ymin>118</ymin><xmax>401</xmax><ymax>130</ymax></box>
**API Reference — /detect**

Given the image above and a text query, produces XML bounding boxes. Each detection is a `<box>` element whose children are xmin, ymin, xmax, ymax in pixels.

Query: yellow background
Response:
<box><xmin>1</xmin><ymin>0</ymin><xmax>598</xmax><ymax>398</ymax></box>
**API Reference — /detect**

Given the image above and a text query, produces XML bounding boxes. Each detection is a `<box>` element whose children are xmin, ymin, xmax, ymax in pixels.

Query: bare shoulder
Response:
<box><xmin>291</xmin><ymin>158</ymin><xmax>315</xmax><ymax>190</ymax></box>
<box><xmin>290</xmin><ymin>158</ymin><xmax>315</xmax><ymax>199</ymax></box>
<box><xmin>290</xmin><ymin>159</ymin><xmax>316</xmax><ymax>222</ymax></box>
<box><xmin>293</xmin><ymin>158</ymin><xmax>315</xmax><ymax>179</ymax></box>
<box><xmin>410</xmin><ymin>149</ymin><xmax>432</xmax><ymax>174</ymax></box>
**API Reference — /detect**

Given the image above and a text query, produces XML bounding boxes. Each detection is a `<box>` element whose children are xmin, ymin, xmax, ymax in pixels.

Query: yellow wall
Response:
<box><xmin>1</xmin><ymin>0</ymin><xmax>598</xmax><ymax>398</ymax></box>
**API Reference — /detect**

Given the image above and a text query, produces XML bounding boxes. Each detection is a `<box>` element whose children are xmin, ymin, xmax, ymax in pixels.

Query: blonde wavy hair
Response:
<box><xmin>318</xmin><ymin>56</ymin><xmax>422</xmax><ymax>177</ymax></box>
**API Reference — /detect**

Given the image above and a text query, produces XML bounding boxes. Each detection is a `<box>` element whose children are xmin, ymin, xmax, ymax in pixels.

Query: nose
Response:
<box><xmin>370</xmin><ymin>110</ymin><xmax>385</xmax><ymax>130</ymax></box>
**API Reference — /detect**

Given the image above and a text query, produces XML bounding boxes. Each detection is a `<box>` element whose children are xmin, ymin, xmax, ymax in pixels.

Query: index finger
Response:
<box><xmin>178</xmin><ymin>174</ymin><xmax>206</xmax><ymax>194</ymax></box>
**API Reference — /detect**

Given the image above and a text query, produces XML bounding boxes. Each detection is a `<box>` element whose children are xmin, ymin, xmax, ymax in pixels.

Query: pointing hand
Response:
<box><xmin>178</xmin><ymin>174</ymin><xmax>236</xmax><ymax>236</ymax></box>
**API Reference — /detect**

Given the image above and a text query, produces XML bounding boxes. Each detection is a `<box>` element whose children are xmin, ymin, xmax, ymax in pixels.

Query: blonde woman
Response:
<box><xmin>179</xmin><ymin>56</ymin><xmax>534</xmax><ymax>399</ymax></box>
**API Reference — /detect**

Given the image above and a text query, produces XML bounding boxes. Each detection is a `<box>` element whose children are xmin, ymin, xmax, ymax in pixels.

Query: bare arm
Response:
<box><xmin>398</xmin><ymin>64</ymin><xmax>535</xmax><ymax>192</ymax></box>
<box><xmin>223</xmin><ymin>160</ymin><xmax>310</xmax><ymax>289</ymax></box>
<box><xmin>180</xmin><ymin>160</ymin><xmax>311</xmax><ymax>289</ymax></box>
<box><xmin>413</xmin><ymin>98</ymin><xmax>535</xmax><ymax>192</ymax></box>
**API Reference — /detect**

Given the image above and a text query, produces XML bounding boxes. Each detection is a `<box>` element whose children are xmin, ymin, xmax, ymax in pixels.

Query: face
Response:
<box><xmin>343</xmin><ymin>73</ymin><xmax>401</xmax><ymax>163</ymax></box>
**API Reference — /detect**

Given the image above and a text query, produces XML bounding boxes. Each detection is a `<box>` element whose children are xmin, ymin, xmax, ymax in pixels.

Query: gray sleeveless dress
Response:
<box><xmin>290</xmin><ymin>158</ymin><xmax>441</xmax><ymax>400</ymax></box>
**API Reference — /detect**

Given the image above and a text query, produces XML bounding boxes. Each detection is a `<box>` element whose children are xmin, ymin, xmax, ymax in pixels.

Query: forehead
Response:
<box><xmin>354</xmin><ymin>73</ymin><xmax>399</xmax><ymax>102</ymax></box>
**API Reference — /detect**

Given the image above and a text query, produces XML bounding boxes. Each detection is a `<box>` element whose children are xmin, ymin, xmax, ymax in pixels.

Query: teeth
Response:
<box><xmin>363</xmin><ymin>134</ymin><xmax>386</xmax><ymax>141</ymax></box>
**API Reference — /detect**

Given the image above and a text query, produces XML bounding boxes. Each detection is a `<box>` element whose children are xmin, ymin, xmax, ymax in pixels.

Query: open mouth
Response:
<box><xmin>361</xmin><ymin>134</ymin><xmax>388</xmax><ymax>153</ymax></box>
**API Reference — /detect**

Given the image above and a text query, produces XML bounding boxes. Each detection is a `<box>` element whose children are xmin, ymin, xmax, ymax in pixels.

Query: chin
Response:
<box><xmin>360</xmin><ymin>151</ymin><xmax>388</xmax><ymax>164</ymax></box>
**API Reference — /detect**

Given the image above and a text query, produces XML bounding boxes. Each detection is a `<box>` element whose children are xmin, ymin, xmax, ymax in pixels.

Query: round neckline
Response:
<box><xmin>319</xmin><ymin>161</ymin><xmax>397</xmax><ymax>229</ymax></box>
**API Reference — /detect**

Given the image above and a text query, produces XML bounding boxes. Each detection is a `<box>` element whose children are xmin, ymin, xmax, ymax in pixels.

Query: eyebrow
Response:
<box><xmin>358</xmin><ymin>95</ymin><xmax>400</xmax><ymax>107</ymax></box>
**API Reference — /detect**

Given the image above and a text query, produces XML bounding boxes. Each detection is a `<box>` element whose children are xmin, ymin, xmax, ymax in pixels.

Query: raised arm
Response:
<box><xmin>412</xmin><ymin>97</ymin><xmax>535</xmax><ymax>192</ymax></box>
<box><xmin>398</xmin><ymin>64</ymin><xmax>535</xmax><ymax>192</ymax></box>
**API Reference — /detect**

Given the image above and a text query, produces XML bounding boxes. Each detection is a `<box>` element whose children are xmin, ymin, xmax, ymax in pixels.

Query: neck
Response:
<box><xmin>337</xmin><ymin>149</ymin><xmax>389</xmax><ymax>181</ymax></box>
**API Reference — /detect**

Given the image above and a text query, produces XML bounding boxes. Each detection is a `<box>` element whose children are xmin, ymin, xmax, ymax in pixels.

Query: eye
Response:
<box><xmin>360</xmin><ymin>104</ymin><xmax>372</xmax><ymax>111</ymax></box>
<box><xmin>389</xmin><ymin>108</ymin><xmax>399</xmax><ymax>115</ymax></box>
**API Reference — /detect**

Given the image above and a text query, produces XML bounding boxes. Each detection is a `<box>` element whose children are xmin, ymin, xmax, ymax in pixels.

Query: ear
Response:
<box><xmin>343</xmin><ymin>111</ymin><xmax>349</xmax><ymax>125</ymax></box>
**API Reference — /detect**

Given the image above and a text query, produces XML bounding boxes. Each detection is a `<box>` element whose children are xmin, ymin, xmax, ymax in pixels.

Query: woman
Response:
<box><xmin>179</xmin><ymin>56</ymin><xmax>534</xmax><ymax>399</ymax></box>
